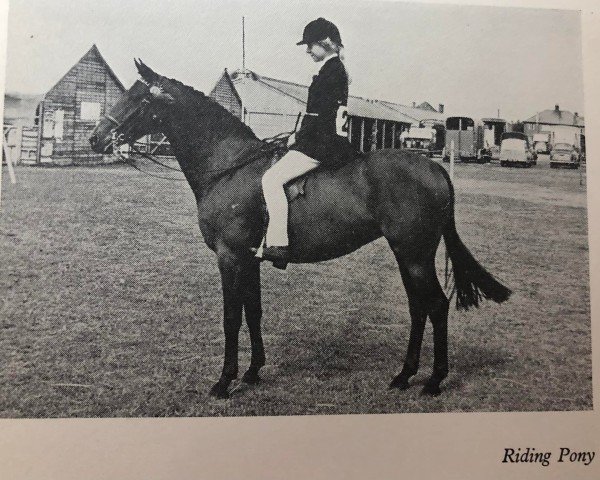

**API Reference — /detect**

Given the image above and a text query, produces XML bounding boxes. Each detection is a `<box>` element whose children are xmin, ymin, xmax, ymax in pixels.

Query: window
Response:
<box><xmin>54</xmin><ymin>109</ymin><xmax>64</xmax><ymax>140</ymax></box>
<box><xmin>42</xmin><ymin>111</ymin><xmax>54</xmax><ymax>139</ymax></box>
<box><xmin>80</xmin><ymin>101</ymin><xmax>101</xmax><ymax>121</ymax></box>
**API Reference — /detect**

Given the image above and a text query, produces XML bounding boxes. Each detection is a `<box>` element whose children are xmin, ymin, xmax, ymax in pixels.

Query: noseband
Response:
<box><xmin>104</xmin><ymin>96</ymin><xmax>152</xmax><ymax>137</ymax></box>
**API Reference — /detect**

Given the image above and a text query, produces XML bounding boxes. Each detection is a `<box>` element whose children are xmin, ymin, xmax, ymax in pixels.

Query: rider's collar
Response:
<box><xmin>321</xmin><ymin>53</ymin><xmax>338</xmax><ymax>65</ymax></box>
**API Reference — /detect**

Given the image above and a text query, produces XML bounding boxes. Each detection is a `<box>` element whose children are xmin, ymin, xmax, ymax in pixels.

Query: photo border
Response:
<box><xmin>0</xmin><ymin>0</ymin><xmax>598</xmax><ymax>478</ymax></box>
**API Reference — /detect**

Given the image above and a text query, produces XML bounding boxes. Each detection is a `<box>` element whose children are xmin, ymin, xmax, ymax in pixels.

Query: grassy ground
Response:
<box><xmin>0</xmin><ymin>157</ymin><xmax>592</xmax><ymax>417</ymax></box>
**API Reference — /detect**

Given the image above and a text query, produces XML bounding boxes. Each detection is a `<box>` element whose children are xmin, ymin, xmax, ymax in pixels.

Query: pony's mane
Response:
<box><xmin>159</xmin><ymin>75</ymin><xmax>258</xmax><ymax>141</ymax></box>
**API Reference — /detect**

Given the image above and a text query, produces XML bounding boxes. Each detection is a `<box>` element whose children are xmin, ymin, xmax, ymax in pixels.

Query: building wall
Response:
<box><xmin>209</xmin><ymin>74</ymin><xmax>242</xmax><ymax>119</ymax></box>
<box><xmin>40</xmin><ymin>47</ymin><xmax>124</xmax><ymax>165</ymax></box>
<box><xmin>524</xmin><ymin>122</ymin><xmax>585</xmax><ymax>148</ymax></box>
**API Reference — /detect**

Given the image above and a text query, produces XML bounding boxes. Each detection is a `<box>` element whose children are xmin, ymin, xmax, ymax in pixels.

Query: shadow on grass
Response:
<box><xmin>275</xmin><ymin>321</ymin><xmax>514</xmax><ymax>390</ymax></box>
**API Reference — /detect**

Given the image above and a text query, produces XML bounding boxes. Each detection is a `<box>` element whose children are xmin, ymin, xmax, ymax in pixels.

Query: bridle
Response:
<box><xmin>104</xmin><ymin>86</ymin><xmax>188</xmax><ymax>181</ymax></box>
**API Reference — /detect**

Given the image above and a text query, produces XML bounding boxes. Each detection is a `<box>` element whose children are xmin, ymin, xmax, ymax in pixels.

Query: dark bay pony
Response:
<box><xmin>90</xmin><ymin>60</ymin><xmax>511</xmax><ymax>398</ymax></box>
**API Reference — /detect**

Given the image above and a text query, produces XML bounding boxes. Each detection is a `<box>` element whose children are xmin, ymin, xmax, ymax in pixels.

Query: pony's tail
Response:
<box><xmin>439</xmin><ymin>168</ymin><xmax>512</xmax><ymax>310</ymax></box>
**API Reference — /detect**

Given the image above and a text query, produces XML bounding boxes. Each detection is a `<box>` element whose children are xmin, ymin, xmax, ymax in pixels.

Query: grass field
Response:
<box><xmin>0</xmin><ymin>157</ymin><xmax>592</xmax><ymax>417</ymax></box>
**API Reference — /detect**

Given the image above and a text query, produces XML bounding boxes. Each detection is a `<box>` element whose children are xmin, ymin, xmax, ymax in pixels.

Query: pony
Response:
<box><xmin>90</xmin><ymin>60</ymin><xmax>511</xmax><ymax>398</ymax></box>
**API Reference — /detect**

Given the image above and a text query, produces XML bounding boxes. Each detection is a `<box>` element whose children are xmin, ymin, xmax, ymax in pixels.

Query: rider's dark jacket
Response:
<box><xmin>291</xmin><ymin>55</ymin><xmax>355</xmax><ymax>167</ymax></box>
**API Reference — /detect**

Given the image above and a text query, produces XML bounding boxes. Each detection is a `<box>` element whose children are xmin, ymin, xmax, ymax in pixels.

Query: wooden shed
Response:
<box><xmin>35</xmin><ymin>44</ymin><xmax>125</xmax><ymax>165</ymax></box>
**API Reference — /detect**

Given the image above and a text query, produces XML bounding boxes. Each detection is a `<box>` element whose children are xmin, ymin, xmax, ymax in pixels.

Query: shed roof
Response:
<box><xmin>231</xmin><ymin>70</ymin><xmax>306</xmax><ymax>113</ymax></box>
<box><xmin>227</xmin><ymin>68</ymin><xmax>435</xmax><ymax>125</ymax></box>
<box><xmin>481</xmin><ymin>117</ymin><xmax>506</xmax><ymax>124</ymax></box>
<box><xmin>416</xmin><ymin>101</ymin><xmax>437</xmax><ymax>112</ymax></box>
<box><xmin>44</xmin><ymin>44</ymin><xmax>125</xmax><ymax>98</ymax></box>
<box><xmin>379</xmin><ymin>100</ymin><xmax>445</xmax><ymax>124</ymax></box>
<box><xmin>524</xmin><ymin>107</ymin><xmax>584</xmax><ymax>127</ymax></box>
<box><xmin>348</xmin><ymin>96</ymin><xmax>415</xmax><ymax>123</ymax></box>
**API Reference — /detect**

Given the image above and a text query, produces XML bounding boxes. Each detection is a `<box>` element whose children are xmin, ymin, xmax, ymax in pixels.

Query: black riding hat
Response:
<box><xmin>296</xmin><ymin>18</ymin><xmax>343</xmax><ymax>47</ymax></box>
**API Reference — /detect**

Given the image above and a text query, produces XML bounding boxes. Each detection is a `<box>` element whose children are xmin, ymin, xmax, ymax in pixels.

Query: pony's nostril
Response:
<box><xmin>89</xmin><ymin>134</ymin><xmax>98</xmax><ymax>146</ymax></box>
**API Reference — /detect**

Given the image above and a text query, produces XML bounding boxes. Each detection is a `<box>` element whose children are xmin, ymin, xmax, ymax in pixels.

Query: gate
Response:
<box><xmin>3</xmin><ymin>125</ymin><xmax>40</xmax><ymax>165</ymax></box>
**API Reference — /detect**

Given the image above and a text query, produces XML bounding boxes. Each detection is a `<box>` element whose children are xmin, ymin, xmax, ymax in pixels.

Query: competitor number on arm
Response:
<box><xmin>336</xmin><ymin>106</ymin><xmax>349</xmax><ymax>137</ymax></box>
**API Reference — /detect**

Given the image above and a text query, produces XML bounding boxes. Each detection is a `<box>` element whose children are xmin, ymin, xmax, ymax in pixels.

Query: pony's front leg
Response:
<box><xmin>241</xmin><ymin>260</ymin><xmax>265</xmax><ymax>385</ymax></box>
<box><xmin>209</xmin><ymin>247</ymin><xmax>244</xmax><ymax>399</ymax></box>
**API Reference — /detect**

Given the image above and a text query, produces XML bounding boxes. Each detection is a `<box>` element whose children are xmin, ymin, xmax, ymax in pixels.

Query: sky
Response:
<box><xmin>4</xmin><ymin>0</ymin><xmax>584</xmax><ymax>121</ymax></box>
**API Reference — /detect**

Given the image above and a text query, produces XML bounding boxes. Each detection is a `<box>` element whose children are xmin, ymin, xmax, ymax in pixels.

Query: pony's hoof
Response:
<box><xmin>389</xmin><ymin>376</ymin><xmax>411</xmax><ymax>390</ymax></box>
<box><xmin>209</xmin><ymin>382</ymin><xmax>230</xmax><ymax>399</ymax></box>
<box><xmin>241</xmin><ymin>370</ymin><xmax>261</xmax><ymax>385</ymax></box>
<box><xmin>421</xmin><ymin>382</ymin><xmax>442</xmax><ymax>396</ymax></box>
<box><xmin>389</xmin><ymin>372</ymin><xmax>412</xmax><ymax>390</ymax></box>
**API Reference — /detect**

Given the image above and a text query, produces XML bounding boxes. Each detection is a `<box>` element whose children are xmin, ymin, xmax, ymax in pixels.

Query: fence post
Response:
<box><xmin>15</xmin><ymin>125</ymin><xmax>23</xmax><ymax>166</ymax></box>
<box><xmin>1</xmin><ymin>131</ymin><xmax>18</xmax><ymax>211</ymax></box>
<box><xmin>3</xmin><ymin>139</ymin><xmax>17</xmax><ymax>184</ymax></box>
<box><xmin>450</xmin><ymin>140</ymin><xmax>455</xmax><ymax>182</ymax></box>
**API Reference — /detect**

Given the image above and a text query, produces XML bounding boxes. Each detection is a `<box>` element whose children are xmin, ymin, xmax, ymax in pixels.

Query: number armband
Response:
<box><xmin>335</xmin><ymin>106</ymin><xmax>349</xmax><ymax>137</ymax></box>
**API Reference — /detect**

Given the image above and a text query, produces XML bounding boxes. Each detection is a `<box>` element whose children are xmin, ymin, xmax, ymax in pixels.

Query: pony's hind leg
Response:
<box><xmin>422</xmin><ymin>273</ymin><xmax>450</xmax><ymax>395</ymax></box>
<box><xmin>389</xmin><ymin>255</ymin><xmax>450</xmax><ymax>395</ymax></box>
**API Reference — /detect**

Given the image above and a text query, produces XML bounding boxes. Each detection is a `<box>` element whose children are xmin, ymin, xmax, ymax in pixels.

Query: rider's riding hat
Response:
<box><xmin>296</xmin><ymin>18</ymin><xmax>343</xmax><ymax>47</ymax></box>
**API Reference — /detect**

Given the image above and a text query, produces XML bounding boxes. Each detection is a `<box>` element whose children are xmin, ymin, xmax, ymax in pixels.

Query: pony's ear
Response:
<box><xmin>135</xmin><ymin>59</ymin><xmax>158</xmax><ymax>84</ymax></box>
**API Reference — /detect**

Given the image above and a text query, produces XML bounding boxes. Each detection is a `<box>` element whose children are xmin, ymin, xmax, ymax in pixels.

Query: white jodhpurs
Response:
<box><xmin>261</xmin><ymin>150</ymin><xmax>320</xmax><ymax>247</ymax></box>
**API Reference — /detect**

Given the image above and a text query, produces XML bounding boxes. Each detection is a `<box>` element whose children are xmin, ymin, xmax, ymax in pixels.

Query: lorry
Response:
<box><xmin>442</xmin><ymin>117</ymin><xmax>505</xmax><ymax>163</ymax></box>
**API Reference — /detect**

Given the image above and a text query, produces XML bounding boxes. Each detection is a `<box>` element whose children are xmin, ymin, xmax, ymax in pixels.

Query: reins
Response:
<box><xmin>111</xmin><ymin>122</ymin><xmax>295</xmax><ymax>184</ymax></box>
<box><xmin>129</xmin><ymin>143</ymin><xmax>185</xmax><ymax>172</ymax></box>
<box><xmin>111</xmin><ymin>136</ymin><xmax>188</xmax><ymax>181</ymax></box>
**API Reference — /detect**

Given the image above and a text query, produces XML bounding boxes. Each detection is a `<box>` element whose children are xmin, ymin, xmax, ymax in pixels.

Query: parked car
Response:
<box><xmin>533</xmin><ymin>133</ymin><xmax>551</xmax><ymax>154</ymax></box>
<box><xmin>499</xmin><ymin>132</ymin><xmax>536</xmax><ymax>167</ymax></box>
<box><xmin>550</xmin><ymin>143</ymin><xmax>580</xmax><ymax>169</ymax></box>
<box><xmin>534</xmin><ymin>141</ymin><xmax>549</xmax><ymax>154</ymax></box>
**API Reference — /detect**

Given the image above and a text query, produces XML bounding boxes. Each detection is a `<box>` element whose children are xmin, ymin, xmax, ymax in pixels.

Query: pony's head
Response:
<box><xmin>90</xmin><ymin>59</ymin><xmax>176</xmax><ymax>153</ymax></box>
